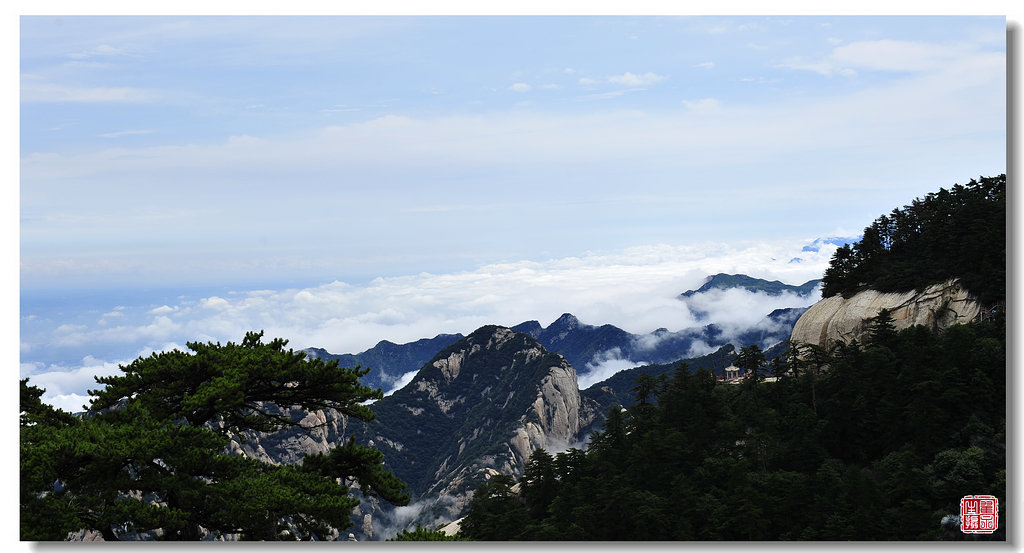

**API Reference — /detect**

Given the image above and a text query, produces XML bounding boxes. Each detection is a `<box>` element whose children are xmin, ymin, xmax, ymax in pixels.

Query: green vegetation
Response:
<box><xmin>20</xmin><ymin>331</ymin><xmax>409</xmax><ymax>541</ymax></box>
<box><xmin>821</xmin><ymin>174</ymin><xmax>1005</xmax><ymax>305</ymax></box>
<box><xmin>460</xmin><ymin>312</ymin><xmax>1005</xmax><ymax>540</ymax></box>
<box><xmin>388</xmin><ymin>524</ymin><xmax>468</xmax><ymax>541</ymax></box>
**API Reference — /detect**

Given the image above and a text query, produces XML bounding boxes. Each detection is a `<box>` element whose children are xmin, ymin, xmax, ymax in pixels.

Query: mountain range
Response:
<box><xmin>304</xmin><ymin>273</ymin><xmax>819</xmax><ymax>393</ymax></box>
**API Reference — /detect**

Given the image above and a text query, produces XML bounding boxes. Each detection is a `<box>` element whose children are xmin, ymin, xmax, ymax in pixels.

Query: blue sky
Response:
<box><xmin>17</xmin><ymin>13</ymin><xmax>1009</xmax><ymax>410</ymax></box>
<box><xmin>21</xmin><ymin>15</ymin><xmax>1005</xmax><ymax>289</ymax></box>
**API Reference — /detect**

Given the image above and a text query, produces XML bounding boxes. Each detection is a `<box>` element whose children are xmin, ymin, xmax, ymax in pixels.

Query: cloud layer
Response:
<box><xmin>22</xmin><ymin>239</ymin><xmax>837</xmax><ymax>412</ymax></box>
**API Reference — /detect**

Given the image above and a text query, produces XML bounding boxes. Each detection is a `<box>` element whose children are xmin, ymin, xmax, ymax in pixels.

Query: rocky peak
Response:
<box><xmin>790</xmin><ymin>279</ymin><xmax>984</xmax><ymax>350</ymax></box>
<box><xmin>360</xmin><ymin>325</ymin><xmax>598</xmax><ymax>530</ymax></box>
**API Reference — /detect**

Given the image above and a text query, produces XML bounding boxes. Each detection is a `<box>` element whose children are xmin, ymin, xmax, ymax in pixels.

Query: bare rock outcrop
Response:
<box><xmin>790</xmin><ymin>279</ymin><xmax>984</xmax><ymax>349</ymax></box>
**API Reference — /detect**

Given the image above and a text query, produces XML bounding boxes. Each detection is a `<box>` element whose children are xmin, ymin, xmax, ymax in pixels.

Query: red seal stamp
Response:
<box><xmin>960</xmin><ymin>495</ymin><xmax>998</xmax><ymax>534</ymax></box>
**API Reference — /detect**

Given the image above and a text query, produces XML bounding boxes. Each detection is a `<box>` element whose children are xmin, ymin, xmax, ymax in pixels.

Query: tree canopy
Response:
<box><xmin>821</xmin><ymin>174</ymin><xmax>1004</xmax><ymax>305</ymax></box>
<box><xmin>20</xmin><ymin>331</ymin><xmax>409</xmax><ymax>541</ymax></box>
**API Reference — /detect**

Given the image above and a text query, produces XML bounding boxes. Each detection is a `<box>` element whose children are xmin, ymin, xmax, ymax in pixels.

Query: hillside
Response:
<box><xmin>821</xmin><ymin>174</ymin><xmax>1004</xmax><ymax>305</ymax></box>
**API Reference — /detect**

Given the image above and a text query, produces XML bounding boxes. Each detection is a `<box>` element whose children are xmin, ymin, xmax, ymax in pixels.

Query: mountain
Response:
<box><xmin>680</xmin><ymin>273</ymin><xmax>821</xmax><ymax>298</ymax></box>
<box><xmin>515</xmin><ymin>307</ymin><xmax>805</xmax><ymax>381</ymax></box>
<box><xmin>304</xmin><ymin>333</ymin><xmax>463</xmax><ymax>391</ymax></box>
<box><xmin>512</xmin><ymin>314</ymin><xmax>634</xmax><ymax>371</ymax></box>
<box><xmin>354</xmin><ymin>326</ymin><xmax>601</xmax><ymax>535</ymax></box>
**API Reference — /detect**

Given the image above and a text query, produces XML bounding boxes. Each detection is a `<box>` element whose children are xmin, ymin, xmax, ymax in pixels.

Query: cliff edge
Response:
<box><xmin>790</xmin><ymin>279</ymin><xmax>984</xmax><ymax>349</ymax></box>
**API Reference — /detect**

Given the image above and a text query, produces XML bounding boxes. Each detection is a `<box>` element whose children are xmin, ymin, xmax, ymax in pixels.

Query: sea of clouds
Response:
<box><xmin>20</xmin><ymin>238</ymin><xmax>847</xmax><ymax>412</ymax></box>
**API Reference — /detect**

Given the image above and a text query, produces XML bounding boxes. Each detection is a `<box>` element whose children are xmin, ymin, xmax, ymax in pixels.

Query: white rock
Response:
<box><xmin>790</xmin><ymin>279</ymin><xmax>984</xmax><ymax>349</ymax></box>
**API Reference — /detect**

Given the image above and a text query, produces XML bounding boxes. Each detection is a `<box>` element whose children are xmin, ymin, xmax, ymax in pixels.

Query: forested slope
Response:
<box><xmin>822</xmin><ymin>174</ymin><xmax>1004</xmax><ymax>305</ymax></box>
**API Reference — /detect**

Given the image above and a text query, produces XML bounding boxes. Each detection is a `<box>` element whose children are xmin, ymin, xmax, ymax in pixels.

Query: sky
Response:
<box><xmin>16</xmin><ymin>13</ymin><xmax>1009</xmax><ymax>412</ymax></box>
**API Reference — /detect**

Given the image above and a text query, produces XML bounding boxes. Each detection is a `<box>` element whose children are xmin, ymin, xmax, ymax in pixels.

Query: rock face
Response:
<box><xmin>790</xmin><ymin>279</ymin><xmax>984</xmax><ymax>349</ymax></box>
<box><xmin>227</xmin><ymin>404</ymin><xmax>354</xmax><ymax>465</ymax></box>
<box><xmin>356</xmin><ymin>325</ymin><xmax>599</xmax><ymax>535</ymax></box>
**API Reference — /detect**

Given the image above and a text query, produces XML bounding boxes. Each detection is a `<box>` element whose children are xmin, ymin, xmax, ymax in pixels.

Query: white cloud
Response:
<box><xmin>695</xmin><ymin>61</ymin><xmax>715</xmax><ymax>69</ymax></box>
<box><xmin>578</xmin><ymin>348</ymin><xmax>644</xmax><ymax>390</ymax></box>
<box><xmin>321</xmin><ymin>105</ymin><xmax>360</xmax><ymax>113</ymax></box>
<box><xmin>510</xmin><ymin>82</ymin><xmax>532</xmax><ymax>92</ymax></box>
<box><xmin>383</xmin><ymin>370</ymin><xmax>418</xmax><ymax>397</ymax></box>
<box><xmin>778</xmin><ymin>38</ymin><xmax>999</xmax><ymax>77</ymax></box>
<box><xmin>607</xmin><ymin>71</ymin><xmax>667</xmax><ymax>86</ymax></box>
<box><xmin>679</xmin><ymin>287</ymin><xmax>821</xmax><ymax>338</ymax></box>
<box><xmin>22</xmin><ymin>50</ymin><xmax>1000</xmax><ymax>190</ymax></box>
<box><xmin>682</xmin><ymin>98</ymin><xmax>721</xmax><ymax>113</ymax></box>
<box><xmin>21</xmin><ymin>83</ymin><xmax>159</xmax><ymax>103</ymax></box>
<box><xmin>68</xmin><ymin>44</ymin><xmax>131</xmax><ymax>59</ymax></box>
<box><xmin>831</xmin><ymin>39</ymin><xmax>967</xmax><ymax>72</ymax></box>
<box><xmin>97</xmin><ymin>129</ymin><xmax>156</xmax><ymax>138</ymax></box>
<box><xmin>23</xmin><ymin>357</ymin><xmax>123</xmax><ymax>411</ymax></box>
<box><xmin>582</xmin><ymin>88</ymin><xmax>645</xmax><ymax>100</ymax></box>
<box><xmin>44</xmin><ymin>393</ymin><xmax>94</xmax><ymax>414</ymax></box>
<box><xmin>200</xmin><ymin>296</ymin><xmax>230</xmax><ymax>310</ymax></box>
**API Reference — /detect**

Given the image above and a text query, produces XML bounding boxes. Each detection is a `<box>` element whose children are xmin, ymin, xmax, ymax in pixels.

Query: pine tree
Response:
<box><xmin>20</xmin><ymin>331</ymin><xmax>409</xmax><ymax>541</ymax></box>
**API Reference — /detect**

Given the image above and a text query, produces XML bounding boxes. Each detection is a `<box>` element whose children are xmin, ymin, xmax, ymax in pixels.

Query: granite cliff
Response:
<box><xmin>360</xmin><ymin>325</ymin><xmax>599</xmax><ymax>534</ymax></box>
<box><xmin>790</xmin><ymin>279</ymin><xmax>985</xmax><ymax>350</ymax></box>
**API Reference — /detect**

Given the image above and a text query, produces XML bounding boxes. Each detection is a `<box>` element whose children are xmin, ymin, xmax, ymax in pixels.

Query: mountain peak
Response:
<box><xmin>363</xmin><ymin>325</ymin><xmax>594</xmax><ymax>526</ymax></box>
<box><xmin>551</xmin><ymin>313</ymin><xmax>580</xmax><ymax>328</ymax></box>
<box><xmin>511</xmin><ymin>320</ymin><xmax>543</xmax><ymax>338</ymax></box>
<box><xmin>680</xmin><ymin>273</ymin><xmax>821</xmax><ymax>298</ymax></box>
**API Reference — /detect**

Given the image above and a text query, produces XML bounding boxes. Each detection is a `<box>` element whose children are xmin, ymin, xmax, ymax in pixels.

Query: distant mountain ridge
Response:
<box><xmin>305</xmin><ymin>334</ymin><xmax>464</xmax><ymax>391</ymax></box>
<box><xmin>680</xmin><ymin>273</ymin><xmax>821</xmax><ymax>298</ymax></box>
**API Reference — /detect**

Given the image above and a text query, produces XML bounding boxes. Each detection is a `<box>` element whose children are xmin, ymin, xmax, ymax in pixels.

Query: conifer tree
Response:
<box><xmin>21</xmin><ymin>331</ymin><xmax>409</xmax><ymax>541</ymax></box>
